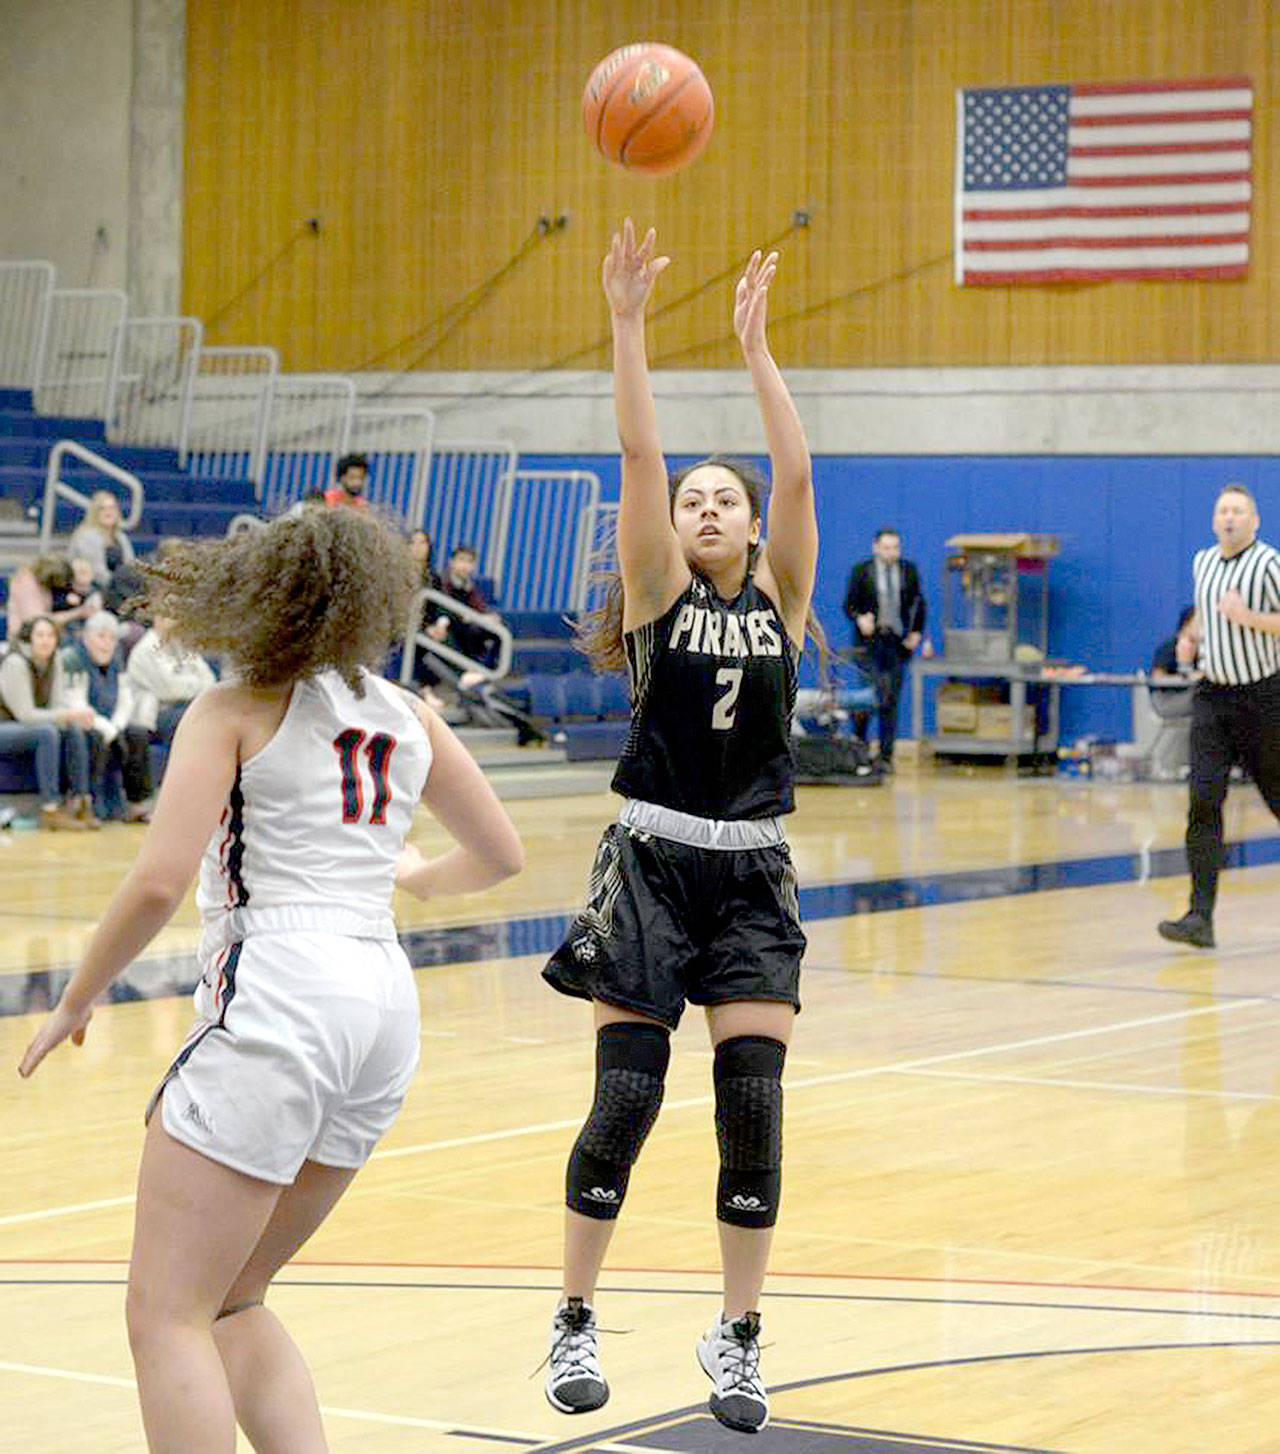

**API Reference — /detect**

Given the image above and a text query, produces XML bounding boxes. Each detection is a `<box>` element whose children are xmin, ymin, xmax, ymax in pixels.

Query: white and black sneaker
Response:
<box><xmin>697</xmin><ymin>1310</ymin><xmax>769</xmax><ymax>1433</ymax></box>
<box><xmin>545</xmin><ymin>1297</ymin><xmax>608</xmax><ymax>1414</ymax></box>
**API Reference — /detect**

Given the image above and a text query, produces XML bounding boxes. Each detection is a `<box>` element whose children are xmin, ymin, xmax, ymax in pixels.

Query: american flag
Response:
<box><xmin>955</xmin><ymin>78</ymin><xmax>1252</xmax><ymax>284</ymax></box>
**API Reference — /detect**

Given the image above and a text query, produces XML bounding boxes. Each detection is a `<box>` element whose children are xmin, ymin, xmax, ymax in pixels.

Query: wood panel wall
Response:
<box><xmin>184</xmin><ymin>0</ymin><xmax>1276</xmax><ymax>372</ymax></box>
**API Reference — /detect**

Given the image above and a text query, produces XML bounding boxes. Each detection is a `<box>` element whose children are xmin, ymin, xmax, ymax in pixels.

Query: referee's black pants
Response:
<box><xmin>1185</xmin><ymin>673</ymin><xmax>1280</xmax><ymax>919</ymax></box>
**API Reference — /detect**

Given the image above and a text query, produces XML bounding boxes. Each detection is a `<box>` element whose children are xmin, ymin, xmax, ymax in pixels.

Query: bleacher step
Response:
<box><xmin>484</xmin><ymin>762</ymin><xmax>615</xmax><ymax>800</ymax></box>
<box><xmin>453</xmin><ymin>725</ymin><xmax>615</xmax><ymax>796</ymax></box>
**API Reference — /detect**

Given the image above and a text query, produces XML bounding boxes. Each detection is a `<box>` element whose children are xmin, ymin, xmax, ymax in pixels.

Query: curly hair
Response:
<box><xmin>141</xmin><ymin>509</ymin><xmax>416</xmax><ymax>695</ymax></box>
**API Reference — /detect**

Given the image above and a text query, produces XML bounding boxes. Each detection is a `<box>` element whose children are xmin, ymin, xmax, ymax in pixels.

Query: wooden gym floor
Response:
<box><xmin>4</xmin><ymin>753</ymin><xmax>1280</xmax><ymax>1452</ymax></box>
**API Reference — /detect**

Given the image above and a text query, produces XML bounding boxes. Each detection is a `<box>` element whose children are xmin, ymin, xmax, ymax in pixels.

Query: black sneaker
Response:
<box><xmin>1158</xmin><ymin>913</ymin><xmax>1215</xmax><ymax>949</ymax></box>
<box><xmin>545</xmin><ymin>1297</ymin><xmax>608</xmax><ymax>1414</ymax></box>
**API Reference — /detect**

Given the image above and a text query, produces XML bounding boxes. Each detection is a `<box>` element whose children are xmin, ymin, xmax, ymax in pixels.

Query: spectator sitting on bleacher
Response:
<box><xmin>0</xmin><ymin>615</ymin><xmax>99</xmax><ymax>830</ymax></box>
<box><xmin>64</xmin><ymin>610</ymin><xmax>154</xmax><ymax>823</ymax></box>
<box><xmin>125</xmin><ymin>614</ymin><xmax>217</xmax><ymax>758</ymax></box>
<box><xmin>324</xmin><ymin>452</ymin><xmax>371</xmax><ymax>510</ymax></box>
<box><xmin>69</xmin><ymin>490</ymin><xmax>135</xmax><ymax>589</ymax></box>
<box><xmin>6</xmin><ymin>554</ymin><xmax>102</xmax><ymax>643</ymax></box>
<box><xmin>437</xmin><ymin>543</ymin><xmax>503</xmax><ymax>681</ymax></box>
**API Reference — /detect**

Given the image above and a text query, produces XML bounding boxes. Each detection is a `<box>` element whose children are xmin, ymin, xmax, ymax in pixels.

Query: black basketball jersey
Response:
<box><xmin>612</xmin><ymin>575</ymin><xmax>799</xmax><ymax>820</ymax></box>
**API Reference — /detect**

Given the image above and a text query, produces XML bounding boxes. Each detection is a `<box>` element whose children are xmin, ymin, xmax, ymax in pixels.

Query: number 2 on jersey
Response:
<box><xmin>333</xmin><ymin>729</ymin><xmax>396</xmax><ymax>824</ymax></box>
<box><xmin>712</xmin><ymin>667</ymin><xmax>743</xmax><ymax>730</ymax></box>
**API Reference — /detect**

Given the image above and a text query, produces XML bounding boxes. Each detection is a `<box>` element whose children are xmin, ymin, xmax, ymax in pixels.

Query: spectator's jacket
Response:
<box><xmin>0</xmin><ymin>644</ymin><xmax>76</xmax><ymax>723</ymax></box>
<box><xmin>124</xmin><ymin>630</ymin><xmax>217</xmax><ymax>732</ymax></box>
<box><xmin>438</xmin><ymin>575</ymin><xmax>499</xmax><ymax>665</ymax></box>
<box><xmin>68</xmin><ymin>522</ymin><xmax>135</xmax><ymax>587</ymax></box>
<box><xmin>62</xmin><ymin>642</ymin><xmax>136</xmax><ymax>743</ymax></box>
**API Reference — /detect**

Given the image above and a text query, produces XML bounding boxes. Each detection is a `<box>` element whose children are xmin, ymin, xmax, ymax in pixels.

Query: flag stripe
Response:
<box><xmin>963</xmin><ymin>265</ymin><xmax>1248</xmax><ymax>284</ymax></box>
<box><xmin>1070</xmin><ymin>110</ymin><xmax>1251</xmax><ymax>130</ymax></box>
<box><xmin>1068</xmin><ymin>168</ymin><xmax>1250</xmax><ymax>186</ymax></box>
<box><xmin>965</xmin><ymin>232</ymin><xmax>1250</xmax><ymax>252</ymax></box>
<box><xmin>1071</xmin><ymin>77</ymin><xmax>1251</xmax><ymax>97</ymax></box>
<box><xmin>964</xmin><ymin>217</ymin><xmax>1248</xmax><ymax>241</ymax></box>
<box><xmin>1071</xmin><ymin>138</ymin><xmax>1249</xmax><ymax>158</ymax></box>
<box><xmin>1068</xmin><ymin>152</ymin><xmax>1249</xmax><ymax>175</ymax></box>
<box><xmin>964</xmin><ymin>182</ymin><xmax>1250</xmax><ymax>209</ymax></box>
<box><xmin>961</xmin><ymin>242</ymin><xmax>1247</xmax><ymax>268</ymax></box>
<box><xmin>963</xmin><ymin>201</ymin><xmax>1248</xmax><ymax>221</ymax></box>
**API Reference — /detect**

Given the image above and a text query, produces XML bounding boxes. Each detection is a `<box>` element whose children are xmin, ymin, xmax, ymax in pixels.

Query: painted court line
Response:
<box><xmin>892</xmin><ymin>1066</ymin><xmax>1280</xmax><ymax>1103</ymax></box>
<box><xmin>6</xmin><ymin>997</ymin><xmax>1268</xmax><ymax>1225</ymax></box>
<box><xmin>0</xmin><ymin>1194</ymin><xmax>136</xmax><ymax>1230</ymax></box>
<box><xmin>376</xmin><ymin>995</ymin><xmax>1270</xmax><ymax>1158</ymax></box>
<box><xmin>0</xmin><ymin>1359</ymin><xmax>544</xmax><ymax>1440</ymax></box>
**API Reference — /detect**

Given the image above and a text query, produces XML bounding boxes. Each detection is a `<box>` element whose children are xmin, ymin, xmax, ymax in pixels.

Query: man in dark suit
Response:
<box><xmin>844</xmin><ymin>528</ymin><xmax>928</xmax><ymax>771</ymax></box>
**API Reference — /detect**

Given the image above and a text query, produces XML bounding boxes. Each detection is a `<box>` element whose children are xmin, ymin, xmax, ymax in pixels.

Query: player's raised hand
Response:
<box><xmin>602</xmin><ymin>218</ymin><xmax>670</xmax><ymax>318</ymax></box>
<box><xmin>734</xmin><ymin>249</ymin><xmax>779</xmax><ymax>355</ymax></box>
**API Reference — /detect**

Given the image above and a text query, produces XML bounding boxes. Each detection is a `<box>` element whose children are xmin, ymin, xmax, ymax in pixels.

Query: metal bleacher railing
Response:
<box><xmin>259</xmin><ymin>374</ymin><xmax>357</xmax><ymax>513</ymax></box>
<box><xmin>574</xmin><ymin>500</ymin><xmax>621</xmax><ymax>615</ymax></box>
<box><xmin>0</xmin><ymin>261</ymin><xmax>56</xmax><ymax>388</ymax></box>
<box><xmin>34</xmin><ymin>287</ymin><xmax>129</xmax><ymax>419</ymax></box>
<box><xmin>421</xmin><ymin>439</ymin><xmax>517</xmax><ymax>584</ymax></box>
<box><xmin>2</xmin><ymin>257</ymin><xmax>617</xmax><ymax>627</ymax></box>
<box><xmin>347</xmin><ymin>407</ymin><xmax>436</xmax><ymax>524</ymax></box>
<box><xmin>398</xmin><ymin>586</ymin><xmax>514</xmax><ymax>690</ymax></box>
<box><xmin>105</xmin><ymin>315</ymin><xmax>203</xmax><ymax>449</ymax></box>
<box><xmin>495</xmin><ymin>469</ymin><xmax>602</xmax><ymax>613</ymax></box>
<box><xmin>181</xmin><ymin>344</ymin><xmax>278</xmax><ymax>486</ymax></box>
<box><xmin>39</xmin><ymin>440</ymin><xmax>144</xmax><ymax>552</ymax></box>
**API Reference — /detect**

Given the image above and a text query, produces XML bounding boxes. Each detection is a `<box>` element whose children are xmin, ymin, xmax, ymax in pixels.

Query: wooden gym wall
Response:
<box><xmin>184</xmin><ymin>0</ymin><xmax>1276</xmax><ymax>373</ymax></box>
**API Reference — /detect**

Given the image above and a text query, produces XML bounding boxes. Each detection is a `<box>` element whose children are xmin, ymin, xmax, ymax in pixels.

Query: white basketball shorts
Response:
<box><xmin>148</xmin><ymin>930</ymin><xmax>421</xmax><ymax>1184</ymax></box>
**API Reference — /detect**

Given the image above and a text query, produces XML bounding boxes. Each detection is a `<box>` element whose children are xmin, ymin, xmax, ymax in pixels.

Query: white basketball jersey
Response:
<box><xmin>196</xmin><ymin>669</ymin><xmax>432</xmax><ymax>955</ymax></box>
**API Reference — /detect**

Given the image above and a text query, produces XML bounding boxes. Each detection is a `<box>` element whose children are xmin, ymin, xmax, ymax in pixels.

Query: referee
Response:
<box><xmin>1159</xmin><ymin>484</ymin><xmax>1280</xmax><ymax>948</ymax></box>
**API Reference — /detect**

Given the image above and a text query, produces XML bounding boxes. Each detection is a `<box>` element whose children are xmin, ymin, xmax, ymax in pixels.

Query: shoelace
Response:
<box><xmin>530</xmin><ymin>1310</ymin><xmax>627</xmax><ymax>1379</ymax></box>
<box><xmin>548</xmin><ymin>1316</ymin><xmax>601</xmax><ymax>1381</ymax></box>
<box><xmin>718</xmin><ymin>1324</ymin><xmax>765</xmax><ymax>1394</ymax></box>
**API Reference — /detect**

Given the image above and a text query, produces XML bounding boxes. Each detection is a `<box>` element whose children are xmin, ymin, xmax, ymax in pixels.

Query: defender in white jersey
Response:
<box><xmin>1158</xmin><ymin>484</ymin><xmax>1280</xmax><ymax>949</ymax></box>
<box><xmin>541</xmin><ymin>222</ymin><xmax>819</xmax><ymax>1434</ymax></box>
<box><xmin>19</xmin><ymin>508</ymin><xmax>523</xmax><ymax>1453</ymax></box>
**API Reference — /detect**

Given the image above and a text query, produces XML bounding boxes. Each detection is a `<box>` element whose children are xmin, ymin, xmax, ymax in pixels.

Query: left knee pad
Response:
<box><xmin>566</xmin><ymin>1022</ymin><xmax>670</xmax><ymax>1220</ymax></box>
<box><xmin>713</xmin><ymin>1035</ymin><xmax>786</xmax><ymax>1228</ymax></box>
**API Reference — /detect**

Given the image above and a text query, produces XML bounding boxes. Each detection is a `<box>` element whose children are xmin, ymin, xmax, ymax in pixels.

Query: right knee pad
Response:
<box><xmin>566</xmin><ymin>1022</ymin><xmax>670</xmax><ymax>1220</ymax></box>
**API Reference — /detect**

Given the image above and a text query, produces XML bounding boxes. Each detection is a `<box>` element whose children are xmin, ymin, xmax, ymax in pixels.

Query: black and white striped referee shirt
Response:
<box><xmin>1192</xmin><ymin>537</ymin><xmax>1280</xmax><ymax>685</ymax></box>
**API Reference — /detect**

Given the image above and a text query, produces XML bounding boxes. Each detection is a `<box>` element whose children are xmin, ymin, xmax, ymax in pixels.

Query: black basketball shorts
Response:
<box><xmin>543</xmin><ymin>802</ymin><xmax>806</xmax><ymax>1029</ymax></box>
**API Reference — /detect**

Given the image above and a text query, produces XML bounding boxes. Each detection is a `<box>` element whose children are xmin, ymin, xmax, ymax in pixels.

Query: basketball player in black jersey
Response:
<box><xmin>541</xmin><ymin>219</ymin><xmax>817</xmax><ymax>1434</ymax></box>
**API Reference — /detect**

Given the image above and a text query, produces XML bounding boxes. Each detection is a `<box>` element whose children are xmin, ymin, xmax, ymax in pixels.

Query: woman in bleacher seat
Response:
<box><xmin>5</xmin><ymin>553</ymin><xmax>102</xmax><ymax>644</ymax></box>
<box><xmin>125</xmin><ymin>613</ymin><xmax>219</xmax><ymax>765</ymax></box>
<box><xmin>65</xmin><ymin>610</ymin><xmax>154</xmax><ymax>823</ymax></box>
<box><xmin>0</xmin><ymin>615</ymin><xmax>100</xmax><ymax>829</ymax></box>
<box><xmin>70</xmin><ymin>489</ymin><xmax>136</xmax><ymax>590</ymax></box>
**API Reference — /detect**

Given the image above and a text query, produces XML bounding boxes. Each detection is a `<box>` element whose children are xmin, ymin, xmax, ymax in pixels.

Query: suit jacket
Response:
<box><xmin>844</xmin><ymin>558</ymin><xmax>927</xmax><ymax>651</ymax></box>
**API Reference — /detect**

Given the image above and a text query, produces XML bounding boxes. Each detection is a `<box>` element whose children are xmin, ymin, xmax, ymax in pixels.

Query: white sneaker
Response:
<box><xmin>545</xmin><ymin>1297</ymin><xmax>608</xmax><ymax>1414</ymax></box>
<box><xmin>696</xmin><ymin>1310</ymin><xmax>769</xmax><ymax>1432</ymax></box>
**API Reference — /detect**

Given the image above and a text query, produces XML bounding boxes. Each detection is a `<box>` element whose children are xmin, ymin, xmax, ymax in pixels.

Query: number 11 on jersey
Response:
<box><xmin>333</xmin><ymin>728</ymin><xmax>397</xmax><ymax>824</ymax></box>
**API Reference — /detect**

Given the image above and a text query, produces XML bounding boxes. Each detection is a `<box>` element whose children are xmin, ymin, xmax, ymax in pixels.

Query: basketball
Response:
<box><xmin>582</xmin><ymin>42</ymin><xmax>714</xmax><ymax>176</ymax></box>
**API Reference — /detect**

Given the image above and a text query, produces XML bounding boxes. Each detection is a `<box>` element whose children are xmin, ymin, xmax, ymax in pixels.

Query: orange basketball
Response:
<box><xmin>582</xmin><ymin>42</ymin><xmax>714</xmax><ymax>176</ymax></box>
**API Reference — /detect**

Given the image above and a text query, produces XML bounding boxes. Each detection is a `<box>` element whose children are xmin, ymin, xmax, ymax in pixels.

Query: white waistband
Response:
<box><xmin>619</xmin><ymin>798</ymin><xmax>786</xmax><ymax>851</ymax></box>
<box><xmin>200</xmin><ymin>902</ymin><xmax>398</xmax><ymax>959</ymax></box>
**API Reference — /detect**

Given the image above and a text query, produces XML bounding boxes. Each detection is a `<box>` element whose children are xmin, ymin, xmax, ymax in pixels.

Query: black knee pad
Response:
<box><xmin>714</xmin><ymin>1035</ymin><xmax>786</xmax><ymax>1229</ymax></box>
<box><xmin>566</xmin><ymin>1022</ymin><xmax>671</xmax><ymax>1220</ymax></box>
